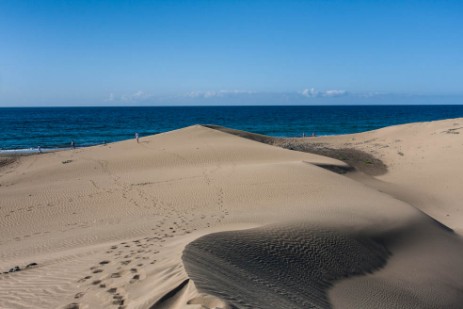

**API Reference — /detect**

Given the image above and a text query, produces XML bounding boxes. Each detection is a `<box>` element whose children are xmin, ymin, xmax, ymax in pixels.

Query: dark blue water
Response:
<box><xmin>1</xmin><ymin>105</ymin><xmax>463</xmax><ymax>152</ymax></box>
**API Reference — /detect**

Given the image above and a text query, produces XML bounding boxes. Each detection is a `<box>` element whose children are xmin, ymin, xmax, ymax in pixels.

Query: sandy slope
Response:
<box><xmin>0</xmin><ymin>121</ymin><xmax>462</xmax><ymax>308</ymax></box>
<box><xmin>310</xmin><ymin>118</ymin><xmax>463</xmax><ymax>232</ymax></box>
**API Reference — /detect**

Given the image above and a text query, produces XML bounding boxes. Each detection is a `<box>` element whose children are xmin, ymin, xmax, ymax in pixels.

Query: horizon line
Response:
<box><xmin>2</xmin><ymin>103</ymin><xmax>463</xmax><ymax>108</ymax></box>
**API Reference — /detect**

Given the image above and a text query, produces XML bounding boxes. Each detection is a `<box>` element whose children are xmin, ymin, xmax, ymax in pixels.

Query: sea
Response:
<box><xmin>1</xmin><ymin>105</ymin><xmax>463</xmax><ymax>153</ymax></box>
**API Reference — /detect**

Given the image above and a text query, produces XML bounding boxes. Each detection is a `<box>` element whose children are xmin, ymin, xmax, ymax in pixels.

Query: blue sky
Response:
<box><xmin>0</xmin><ymin>0</ymin><xmax>462</xmax><ymax>106</ymax></box>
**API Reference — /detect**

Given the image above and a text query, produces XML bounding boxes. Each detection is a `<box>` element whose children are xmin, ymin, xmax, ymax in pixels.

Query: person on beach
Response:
<box><xmin>135</xmin><ymin>132</ymin><xmax>139</xmax><ymax>143</ymax></box>
<box><xmin>38</xmin><ymin>146</ymin><xmax>42</xmax><ymax>153</ymax></box>
<box><xmin>71</xmin><ymin>141</ymin><xmax>75</xmax><ymax>149</ymax></box>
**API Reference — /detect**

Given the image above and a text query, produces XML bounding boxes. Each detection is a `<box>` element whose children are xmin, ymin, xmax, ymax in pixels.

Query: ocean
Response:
<box><xmin>1</xmin><ymin>105</ymin><xmax>463</xmax><ymax>152</ymax></box>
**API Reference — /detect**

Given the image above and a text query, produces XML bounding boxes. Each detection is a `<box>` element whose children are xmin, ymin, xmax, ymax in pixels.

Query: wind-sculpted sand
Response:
<box><xmin>1</xmin><ymin>120</ymin><xmax>463</xmax><ymax>308</ymax></box>
<box><xmin>183</xmin><ymin>225</ymin><xmax>390</xmax><ymax>309</ymax></box>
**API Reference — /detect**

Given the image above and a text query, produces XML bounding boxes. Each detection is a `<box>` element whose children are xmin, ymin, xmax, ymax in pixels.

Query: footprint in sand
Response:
<box><xmin>112</xmin><ymin>297</ymin><xmax>125</xmax><ymax>306</ymax></box>
<box><xmin>110</xmin><ymin>272</ymin><xmax>121</xmax><ymax>278</ymax></box>
<box><xmin>129</xmin><ymin>274</ymin><xmax>140</xmax><ymax>284</ymax></box>
<box><xmin>77</xmin><ymin>275</ymin><xmax>91</xmax><ymax>283</ymax></box>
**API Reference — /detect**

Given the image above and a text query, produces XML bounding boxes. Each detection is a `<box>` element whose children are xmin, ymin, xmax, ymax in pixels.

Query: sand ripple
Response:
<box><xmin>183</xmin><ymin>224</ymin><xmax>390</xmax><ymax>309</ymax></box>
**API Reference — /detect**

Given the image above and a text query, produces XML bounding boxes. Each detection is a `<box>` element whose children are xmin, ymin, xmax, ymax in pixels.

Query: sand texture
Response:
<box><xmin>1</xmin><ymin>120</ymin><xmax>463</xmax><ymax>308</ymax></box>
<box><xmin>183</xmin><ymin>224</ymin><xmax>391</xmax><ymax>309</ymax></box>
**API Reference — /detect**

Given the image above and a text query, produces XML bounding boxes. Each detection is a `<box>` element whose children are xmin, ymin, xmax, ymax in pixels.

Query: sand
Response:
<box><xmin>1</xmin><ymin>120</ymin><xmax>463</xmax><ymax>308</ymax></box>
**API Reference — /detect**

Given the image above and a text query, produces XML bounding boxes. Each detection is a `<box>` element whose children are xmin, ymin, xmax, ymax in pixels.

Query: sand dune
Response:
<box><xmin>1</xmin><ymin>121</ymin><xmax>463</xmax><ymax>308</ymax></box>
<box><xmin>209</xmin><ymin>119</ymin><xmax>463</xmax><ymax>231</ymax></box>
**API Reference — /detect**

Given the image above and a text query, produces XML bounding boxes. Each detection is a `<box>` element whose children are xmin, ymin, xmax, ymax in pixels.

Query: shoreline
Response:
<box><xmin>0</xmin><ymin>146</ymin><xmax>90</xmax><ymax>155</ymax></box>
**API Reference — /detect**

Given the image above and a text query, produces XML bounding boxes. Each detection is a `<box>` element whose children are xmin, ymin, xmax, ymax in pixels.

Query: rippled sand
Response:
<box><xmin>184</xmin><ymin>224</ymin><xmax>390</xmax><ymax>309</ymax></box>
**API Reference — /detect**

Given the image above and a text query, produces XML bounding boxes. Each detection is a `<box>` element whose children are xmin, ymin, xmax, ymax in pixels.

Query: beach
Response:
<box><xmin>1</xmin><ymin>119</ymin><xmax>463</xmax><ymax>308</ymax></box>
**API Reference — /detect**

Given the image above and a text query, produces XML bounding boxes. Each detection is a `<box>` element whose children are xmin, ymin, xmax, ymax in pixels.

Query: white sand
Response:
<box><xmin>0</xmin><ymin>120</ymin><xmax>462</xmax><ymax>308</ymax></box>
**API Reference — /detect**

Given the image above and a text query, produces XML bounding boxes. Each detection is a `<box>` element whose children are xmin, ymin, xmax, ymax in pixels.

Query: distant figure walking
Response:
<box><xmin>71</xmin><ymin>141</ymin><xmax>75</xmax><ymax>149</ymax></box>
<box><xmin>38</xmin><ymin>146</ymin><xmax>42</xmax><ymax>153</ymax></box>
<box><xmin>135</xmin><ymin>132</ymin><xmax>139</xmax><ymax>143</ymax></box>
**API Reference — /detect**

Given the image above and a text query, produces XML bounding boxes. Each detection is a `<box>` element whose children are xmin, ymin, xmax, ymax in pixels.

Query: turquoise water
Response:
<box><xmin>1</xmin><ymin>105</ymin><xmax>463</xmax><ymax>152</ymax></box>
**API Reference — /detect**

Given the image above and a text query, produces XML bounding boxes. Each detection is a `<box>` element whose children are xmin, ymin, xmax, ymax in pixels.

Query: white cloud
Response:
<box><xmin>324</xmin><ymin>89</ymin><xmax>347</xmax><ymax>97</ymax></box>
<box><xmin>301</xmin><ymin>88</ymin><xmax>347</xmax><ymax>98</ymax></box>
<box><xmin>301</xmin><ymin>88</ymin><xmax>319</xmax><ymax>97</ymax></box>
<box><xmin>185</xmin><ymin>90</ymin><xmax>256</xmax><ymax>98</ymax></box>
<box><xmin>105</xmin><ymin>88</ymin><xmax>351</xmax><ymax>105</ymax></box>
